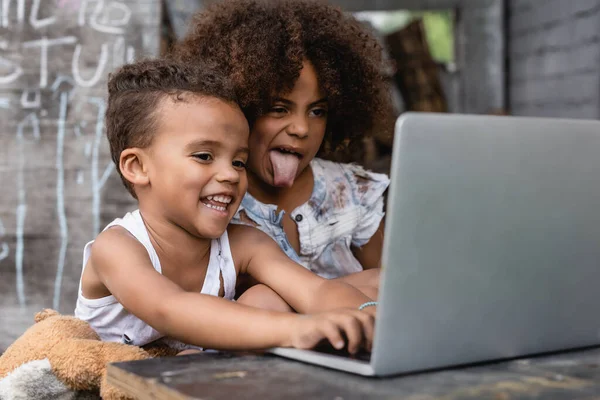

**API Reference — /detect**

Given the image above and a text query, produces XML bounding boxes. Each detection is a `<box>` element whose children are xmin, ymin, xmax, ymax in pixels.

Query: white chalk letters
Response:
<box><xmin>0</xmin><ymin>0</ymin><xmax>141</xmax><ymax>309</ymax></box>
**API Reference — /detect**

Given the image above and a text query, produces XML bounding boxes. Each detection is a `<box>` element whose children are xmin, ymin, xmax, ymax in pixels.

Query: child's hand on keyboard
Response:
<box><xmin>287</xmin><ymin>309</ymin><xmax>374</xmax><ymax>354</ymax></box>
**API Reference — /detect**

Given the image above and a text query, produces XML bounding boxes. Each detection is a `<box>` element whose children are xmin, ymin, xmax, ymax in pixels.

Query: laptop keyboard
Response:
<box><xmin>313</xmin><ymin>342</ymin><xmax>372</xmax><ymax>362</ymax></box>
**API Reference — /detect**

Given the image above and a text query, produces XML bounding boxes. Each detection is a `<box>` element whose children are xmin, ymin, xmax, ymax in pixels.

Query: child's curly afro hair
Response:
<box><xmin>173</xmin><ymin>0</ymin><xmax>395</xmax><ymax>162</ymax></box>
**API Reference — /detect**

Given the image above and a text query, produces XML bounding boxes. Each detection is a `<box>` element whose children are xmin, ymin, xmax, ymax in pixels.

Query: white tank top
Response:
<box><xmin>74</xmin><ymin>210</ymin><xmax>237</xmax><ymax>350</ymax></box>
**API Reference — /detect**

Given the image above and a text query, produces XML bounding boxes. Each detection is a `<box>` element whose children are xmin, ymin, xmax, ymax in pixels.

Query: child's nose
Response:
<box><xmin>215</xmin><ymin>163</ymin><xmax>240</xmax><ymax>183</ymax></box>
<box><xmin>287</xmin><ymin>114</ymin><xmax>309</xmax><ymax>138</ymax></box>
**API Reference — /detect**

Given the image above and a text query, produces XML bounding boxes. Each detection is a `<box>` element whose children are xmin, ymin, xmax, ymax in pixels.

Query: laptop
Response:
<box><xmin>268</xmin><ymin>112</ymin><xmax>600</xmax><ymax>376</ymax></box>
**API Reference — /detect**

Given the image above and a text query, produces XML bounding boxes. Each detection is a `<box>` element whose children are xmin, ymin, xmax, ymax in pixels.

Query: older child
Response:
<box><xmin>174</xmin><ymin>0</ymin><xmax>395</xmax><ymax>306</ymax></box>
<box><xmin>74</xmin><ymin>59</ymin><xmax>376</xmax><ymax>354</ymax></box>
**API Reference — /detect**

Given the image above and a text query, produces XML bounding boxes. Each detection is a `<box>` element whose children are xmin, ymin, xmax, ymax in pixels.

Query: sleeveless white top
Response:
<box><xmin>74</xmin><ymin>210</ymin><xmax>237</xmax><ymax>350</ymax></box>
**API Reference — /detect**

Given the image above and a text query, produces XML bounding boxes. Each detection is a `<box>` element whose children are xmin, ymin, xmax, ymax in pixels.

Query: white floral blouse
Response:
<box><xmin>232</xmin><ymin>158</ymin><xmax>389</xmax><ymax>278</ymax></box>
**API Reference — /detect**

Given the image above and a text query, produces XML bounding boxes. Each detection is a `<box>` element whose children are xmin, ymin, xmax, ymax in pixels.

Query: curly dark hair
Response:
<box><xmin>173</xmin><ymin>0</ymin><xmax>394</xmax><ymax>162</ymax></box>
<box><xmin>106</xmin><ymin>58</ymin><xmax>237</xmax><ymax>198</ymax></box>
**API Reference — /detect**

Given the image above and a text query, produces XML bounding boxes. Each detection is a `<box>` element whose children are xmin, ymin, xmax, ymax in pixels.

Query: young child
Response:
<box><xmin>173</xmin><ymin>0</ymin><xmax>396</xmax><ymax>306</ymax></box>
<box><xmin>74</xmin><ymin>58</ymin><xmax>377</xmax><ymax>354</ymax></box>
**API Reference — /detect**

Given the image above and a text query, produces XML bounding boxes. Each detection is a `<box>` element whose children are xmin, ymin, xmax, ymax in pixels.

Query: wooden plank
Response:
<box><xmin>0</xmin><ymin>0</ymin><xmax>161</xmax><ymax>352</ymax></box>
<box><xmin>108</xmin><ymin>348</ymin><xmax>600</xmax><ymax>399</ymax></box>
<box><xmin>107</xmin><ymin>363</ymin><xmax>192</xmax><ymax>400</ymax></box>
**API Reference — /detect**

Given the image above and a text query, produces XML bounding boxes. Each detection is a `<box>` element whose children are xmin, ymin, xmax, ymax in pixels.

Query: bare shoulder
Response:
<box><xmin>90</xmin><ymin>226</ymin><xmax>150</xmax><ymax>273</ymax></box>
<box><xmin>227</xmin><ymin>224</ymin><xmax>279</xmax><ymax>273</ymax></box>
<box><xmin>227</xmin><ymin>223</ymin><xmax>274</xmax><ymax>246</ymax></box>
<box><xmin>82</xmin><ymin>226</ymin><xmax>151</xmax><ymax>299</ymax></box>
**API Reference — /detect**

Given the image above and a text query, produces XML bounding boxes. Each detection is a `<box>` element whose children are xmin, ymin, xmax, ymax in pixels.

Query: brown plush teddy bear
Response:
<box><xmin>0</xmin><ymin>309</ymin><xmax>178</xmax><ymax>399</ymax></box>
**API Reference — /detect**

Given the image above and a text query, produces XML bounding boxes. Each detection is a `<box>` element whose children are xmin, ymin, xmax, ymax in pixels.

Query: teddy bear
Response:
<box><xmin>0</xmin><ymin>309</ymin><xmax>178</xmax><ymax>400</ymax></box>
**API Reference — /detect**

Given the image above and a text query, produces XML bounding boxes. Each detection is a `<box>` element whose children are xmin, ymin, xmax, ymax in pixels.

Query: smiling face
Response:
<box><xmin>248</xmin><ymin>60</ymin><xmax>327</xmax><ymax>189</ymax></box>
<box><xmin>141</xmin><ymin>96</ymin><xmax>249</xmax><ymax>239</ymax></box>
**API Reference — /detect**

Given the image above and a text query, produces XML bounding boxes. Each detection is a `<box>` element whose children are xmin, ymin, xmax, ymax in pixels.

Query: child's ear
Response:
<box><xmin>120</xmin><ymin>148</ymin><xmax>150</xmax><ymax>188</ymax></box>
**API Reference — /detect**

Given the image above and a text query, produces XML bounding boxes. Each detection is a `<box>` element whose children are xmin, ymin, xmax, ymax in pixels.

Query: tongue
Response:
<box><xmin>269</xmin><ymin>150</ymin><xmax>300</xmax><ymax>187</ymax></box>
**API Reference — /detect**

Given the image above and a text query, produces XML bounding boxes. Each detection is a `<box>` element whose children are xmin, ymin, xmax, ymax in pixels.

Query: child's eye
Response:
<box><xmin>193</xmin><ymin>153</ymin><xmax>213</xmax><ymax>161</ymax></box>
<box><xmin>232</xmin><ymin>160</ymin><xmax>247</xmax><ymax>170</ymax></box>
<box><xmin>269</xmin><ymin>106</ymin><xmax>287</xmax><ymax>115</ymax></box>
<box><xmin>310</xmin><ymin>108</ymin><xmax>328</xmax><ymax>118</ymax></box>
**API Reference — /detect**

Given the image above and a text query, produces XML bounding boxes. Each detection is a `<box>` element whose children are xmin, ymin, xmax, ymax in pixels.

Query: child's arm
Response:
<box><xmin>346</xmin><ymin>164</ymin><xmax>389</xmax><ymax>270</ymax></box>
<box><xmin>233</xmin><ymin>225</ymin><xmax>377</xmax><ymax>316</ymax></box>
<box><xmin>351</xmin><ymin>220</ymin><xmax>384</xmax><ymax>270</ymax></box>
<box><xmin>90</xmin><ymin>227</ymin><xmax>373</xmax><ymax>353</ymax></box>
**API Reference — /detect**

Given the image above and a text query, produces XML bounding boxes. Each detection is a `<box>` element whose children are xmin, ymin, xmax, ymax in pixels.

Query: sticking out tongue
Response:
<box><xmin>269</xmin><ymin>150</ymin><xmax>300</xmax><ymax>187</ymax></box>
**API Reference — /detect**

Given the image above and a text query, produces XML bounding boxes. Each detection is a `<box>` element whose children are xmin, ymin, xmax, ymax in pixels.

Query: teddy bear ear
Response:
<box><xmin>34</xmin><ymin>309</ymin><xmax>60</xmax><ymax>323</ymax></box>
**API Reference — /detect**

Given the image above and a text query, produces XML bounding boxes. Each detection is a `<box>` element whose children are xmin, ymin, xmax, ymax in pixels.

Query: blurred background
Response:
<box><xmin>0</xmin><ymin>0</ymin><xmax>594</xmax><ymax>350</ymax></box>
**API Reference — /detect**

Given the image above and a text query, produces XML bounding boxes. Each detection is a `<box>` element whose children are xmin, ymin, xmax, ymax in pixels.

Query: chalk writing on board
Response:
<box><xmin>4</xmin><ymin>38</ymin><xmax>135</xmax><ymax>90</ymax></box>
<box><xmin>0</xmin><ymin>0</ymin><xmax>141</xmax><ymax>311</ymax></box>
<box><xmin>15</xmin><ymin>110</ymin><xmax>41</xmax><ymax>307</ymax></box>
<box><xmin>53</xmin><ymin>91</ymin><xmax>69</xmax><ymax>310</ymax></box>
<box><xmin>0</xmin><ymin>0</ymin><xmax>158</xmax><ymax>353</ymax></box>
<box><xmin>1</xmin><ymin>0</ymin><xmax>26</xmax><ymax>28</ymax></box>
<box><xmin>20</xmin><ymin>89</ymin><xmax>41</xmax><ymax>109</ymax></box>
<box><xmin>73</xmin><ymin>43</ymin><xmax>109</xmax><ymax>87</ymax></box>
<box><xmin>0</xmin><ymin>53</ymin><xmax>23</xmax><ymax>84</ymax></box>
<box><xmin>2</xmin><ymin>0</ymin><xmax>133</xmax><ymax>31</ymax></box>
<box><xmin>0</xmin><ymin>218</ymin><xmax>8</xmax><ymax>262</ymax></box>
<box><xmin>87</xmin><ymin>97</ymin><xmax>115</xmax><ymax>236</ymax></box>
<box><xmin>30</xmin><ymin>0</ymin><xmax>56</xmax><ymax>29</ymax></box>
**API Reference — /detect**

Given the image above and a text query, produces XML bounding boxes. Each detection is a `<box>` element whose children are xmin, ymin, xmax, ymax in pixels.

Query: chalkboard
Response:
<box><xmin>0</xmin><ymin>0</ymin><xmax>161</xmax><ymax>351</ymax></box>
<box><xmin>164</xmin><ymin>0</ymin><xmax>203</xmax><ymax>40</ymax></box>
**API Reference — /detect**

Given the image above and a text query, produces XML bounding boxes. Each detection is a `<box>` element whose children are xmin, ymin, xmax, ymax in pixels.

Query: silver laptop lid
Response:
<box><xmin>372</xmin><ymin>113</ymin><xmax>600</xmax><ymax>375</ymax></box>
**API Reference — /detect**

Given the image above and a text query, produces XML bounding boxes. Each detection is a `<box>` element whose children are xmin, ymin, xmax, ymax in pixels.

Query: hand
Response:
<box><xmin>288</xmin><ymin>309</ymin><xmax>375</xmax><ymax>354</ymax></box>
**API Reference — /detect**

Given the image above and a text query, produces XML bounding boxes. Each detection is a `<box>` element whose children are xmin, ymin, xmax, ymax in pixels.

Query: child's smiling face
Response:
<box><xmin>248</xmin><ymin>60</ymin><xmax>328</xmax><ymax>188</ymax></box>
<box><xmin>141</xmin><ymin>96</ymin><xmax>250</xmax><ymax>239</ymax></box>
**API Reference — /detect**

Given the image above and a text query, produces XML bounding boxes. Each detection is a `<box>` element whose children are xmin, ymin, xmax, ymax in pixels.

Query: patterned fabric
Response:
<box><xmin>232</xmin><ymin>158</ymin><xmax>389</xmax><ymax>278</ymax></box>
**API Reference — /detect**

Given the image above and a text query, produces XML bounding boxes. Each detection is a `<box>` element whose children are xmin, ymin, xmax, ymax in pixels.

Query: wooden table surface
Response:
<box><xmin>107</xmin><ymin>348</ymin><xmax>600</xmax><ymax>399</ymax></box>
